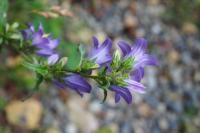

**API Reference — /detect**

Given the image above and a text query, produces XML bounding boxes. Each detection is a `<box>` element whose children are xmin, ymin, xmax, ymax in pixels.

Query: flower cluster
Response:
<box><xmin>22</xmin><ymin>23</ymin><xmax>158</xmax><ymax>104</ymax></box>
<box><xmin>22</xmin><ymin>23</ymin><xmax>60</xmax><ymax>65</ymax></box>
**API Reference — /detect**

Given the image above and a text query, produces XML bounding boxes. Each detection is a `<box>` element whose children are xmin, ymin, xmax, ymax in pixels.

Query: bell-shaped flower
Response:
<box><xmin>110</xmin><ymin>85</ymin><xmax>132</xmax><ymax>104</ymax></box>
<box><xmin>89</xmin><ymin>36</ymin><xmax>112</xmax><ymax>66</ymax></box>
<box><xmin>118</xmin><ymin>38</ymin><xmax>158</xmax><ymax>81</ymax></box>
<box><xmin>22</xmin><ymin>23</ymin><xmax>60</xmax><ymax>65</ymax></box>
<box><xmin>63</xmin><ymin>74</ymin><xmax>92</xmax><ymax>96</ymax></box>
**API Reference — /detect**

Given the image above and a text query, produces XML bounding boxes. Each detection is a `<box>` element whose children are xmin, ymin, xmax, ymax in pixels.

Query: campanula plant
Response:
<box><xmin>0</xmin><ymin>12</ymin><xmax>158</xmax><ymax>104</ymax></box>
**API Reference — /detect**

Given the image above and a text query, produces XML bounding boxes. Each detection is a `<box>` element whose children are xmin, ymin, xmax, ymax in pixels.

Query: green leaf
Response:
<box><xmin>0</xmin><ymin>97</ymin><xmax>7</xmax><ymax>110</ymax></box>
<box><xmin>0</xmin><ymin>0</ymin><xmax>8</xmax><ymax>31</ymax></box>
<box><xmin>65</xmin><ymin>43</ymin><xmax>83</xmax><ymax>71</ymax></box>
<box><xmin>9</xmin><ymin>33</ymin><xmax>22</xmax><ymax>40</ymax></box>
<box><xmin>22</xmin><ymin>61</ymin><xmax>48</xmax><ymax>76</ymax></box>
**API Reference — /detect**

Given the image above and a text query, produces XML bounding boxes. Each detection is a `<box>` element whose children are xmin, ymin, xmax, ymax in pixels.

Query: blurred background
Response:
<box><xmin>0</xmin><ymin>0</ymin><xmax>200</xmax><ymax>133</ymax></box>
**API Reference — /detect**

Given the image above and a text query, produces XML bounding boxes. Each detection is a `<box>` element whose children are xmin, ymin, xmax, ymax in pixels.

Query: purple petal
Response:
<box><xmin>124</xmin><ymin>79</ymin><xmax>146</xmax><ymax>94</ymax></box>
<box><xmin>134</xmin><ymin>38</ymin><xmax>147</xmax><ymax>50</ymax></box>
<box><xmin>95</xmin><ymin>54</ymin><xmax>112</xmax><ymax>65</ymax></box>
<box><xmin>134</xmin><ymin>54</ymin><xmax>158</xmax><ymax>69</ymax></box>
<box><xmin>90</xmin><ymin>37</ymin><xmax>112</xmax><ymax>65</ymax></box>
<box><xmin>38</xmin><ymin>23</ymin><xmax>44</xmax><ymax>35</ymax></box>
<box><xmin>131</xmin><ymin>67</ymin><xmax>144</xmax><ymax>82</ymax></box>
<box><xmin>92</xmin><ymin>36</ymin><xmax>99</xmax><ymax>48</ymax></box>
<box><xmin>64</xmin><ymin>74</ymin><xmax>91</xmax><ymax>95</ymax></box>
<box><xmin>21</xmin><ymin>29</ymin><xmax>32</xmax><ymax>40</ymax></box>
<box><xmin>110</xmin><ymin>85</ymin><xmax>132</xmax><ymax>104</ymax></box>
<box><xmin>48</xmin><ymin>54</ymin><xmax>59</xmax><ymax>65</ymax></box>
<box><xmin>115</xmin><ymin>93</ymin><xmax>121</xmax><ymax>103</ymax></box>
<box><xmin>36</xmin><ymin>49</ymin><xmax>54</xmax><ymax>56</ymax></box>
<box><xmin>27</xmin><ymin>23</ymin><xmax>35</xmax><ymax>32</ymax></box>
<box><xmin>128</xmin><ymin>38</ymin><xmax>147</xmax><ymax>58</ymax></box>
<box><xmin>53</xmin><ymin>79</ymin><xmax>66</xmax><ymax>89</ymax></box>
<box><xmin>32</xmin><ymin>32</ymin><xmax>47</xmax><ymax>46</ymax></box>
<box><xmin>118</xmin><ymin>40</ymin><xmax>131</xmax><ymax>57</ymax></box>
<box><xmin>47</xmin><ymin>38</ymin><xmax>60</xmax><ymax>49</ymax></box>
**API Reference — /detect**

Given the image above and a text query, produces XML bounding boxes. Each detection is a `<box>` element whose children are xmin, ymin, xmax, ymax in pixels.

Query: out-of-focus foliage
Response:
<box><xmin>0</xmin><ymin>0</ymin><xmax>8</xmax><ymax>31</ymax></box>
<box><xmin>163</xmin><ymin>0</ymin><xmax>200</xmax><ymax>29</ymax></box>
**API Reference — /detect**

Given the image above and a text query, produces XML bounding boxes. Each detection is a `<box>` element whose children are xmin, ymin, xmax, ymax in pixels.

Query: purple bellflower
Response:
<box><xmin>110</xmin><ymin>85</ymin><xmax>132</xmax><ymax>104</ymax></box>
<box><xmin>118</xmin><ymin>38</ymin><xmax>158</xmax><ymax>81</ymax></box>
<box><xmin>54</xmin><ymin>74</ymin><xmax>92</xmax><ymax>97</ymax></box>
<box><xmin>110</xmin><ymin>78</ymin><xmax>146</xmax><ymax>104</ymax></box>
<box><xmin>89</xmin><ymin>36</ymin><xmax>112</xmax><ymax>66</ymax></box>
<box><xmin>22</xmin><ymin>23</ymin><xmax>60</xmax><ymax>65</ymax></box>
<box><xmin>110</xmin><ymin>38</ymin><xmax>158</xmax><ymax>104</ymax></box>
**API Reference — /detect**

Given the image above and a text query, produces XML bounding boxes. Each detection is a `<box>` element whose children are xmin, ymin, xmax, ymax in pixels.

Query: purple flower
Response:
<box><xmin>118</xmin><ymin>38</ymin><xmax>158</xmax><ymax>81</ymax></box>
<box><xmin>22</xmin><ymin>23</ymin><xmax>60</xmax><ymax>65</ymax></box>
<box><xmin>108</xmin><ymin>38</ymin><xmax>158</xmax><ymax>104</ymax></box>
<box><xmin>54</xmin><ymin>74</ymin><xmax>92</xmax><ymax>97</ymax></box>
<box><xmin>124</xmin><ymin>79</ymin><xmax>146</xmax><ymax>94</ymax></box>
<box><xmin>89</xmin><ymin>36</ymin><xmax>112</xmax><ymax>65</ymax></box>
<box><xmin>110</xmin><ymin>85</ymin><xmax>132</xmax><ymax>104</ymax></box>
<box><xmin>109</xmin><ymin>78</ymin><xmax>145</xmax><ymax>104</ymax></box>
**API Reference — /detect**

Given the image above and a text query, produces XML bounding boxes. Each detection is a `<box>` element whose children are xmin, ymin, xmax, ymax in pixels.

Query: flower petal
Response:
<box><xmin>110</xmin><ymin>85</ymin><xmax>132</xmax><ymax>104</ymax></box>
<box><xmin>32</xmin><ymin>32</ymin><xmax>47</xmax><ymax>46</ymax></box>
<box><xmin>47</xmin><ymin>38</ymin><xmax>60</xmax><ymax>49</ymax></box>
<box><xmin>90</xmin><ymin>37</ymin><xmax>112</xmax><ymax>65</ymax></box>
<box><xmin>64</xmin><ymin>74</ymin><xmax>91</xmax><ymax>94</ymax></box>
<box><xmin>36</xmin><ymin>49</ymin><xmax>54</xmax><ymax>56</ymax></box>
<box><xmin>134</xmin><ymin>54</ymin><xmax>158</xmax><ymax>69</ymax></box>
<box><xmin>133</xmin><ymin>38</ymin><xmax>147</xmax><ymax>51</ymax></box>
<box><xmin>48</xmin><ymin>54</ymin><xmax>59</xmax><ymax>65</ymax></box>
<box><xmin>92</xmin><ymin>36</ymin><xmax>99</xmax><ymax>48</ymax></box>
<box><xmin>125</xmin><ymin>79</ymin><xmax>146</xmax><ymax>94</ymax></box>
<box><xmin>118</xmin><ymin>40</ymin><xmax>131</xmax><ymax>57</ymax></box>
<box><xmin>131</xmin><ymin>67</ymin><xmax>144</xmax><ymax>82</ymax></box>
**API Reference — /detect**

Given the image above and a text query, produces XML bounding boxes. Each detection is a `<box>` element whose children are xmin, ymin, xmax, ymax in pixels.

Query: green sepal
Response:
<box><xmin>111</xmin><ymin>50</ymin><xmax>121</xmax><ymax>69</ymax></box>
<box><xmin>121</xmin><ymin>57</ymin><xmax>134</xmax><ymax>71</ymax></box>
<box><xmin>81</xmin><ymin>59</ymin><xmax>99</xmax><ymax>71</ymax></box>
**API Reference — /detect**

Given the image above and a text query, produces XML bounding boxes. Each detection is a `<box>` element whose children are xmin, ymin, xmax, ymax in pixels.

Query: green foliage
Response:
<box><xmin>22</xmin><ymin>61</ymin><xmax>48</xmax><ymax>76</ymax></box>
<box><xmin>111</xmin><ymin>50</ymin><xmax>121</xmax><ymax>69</ymax></box>
<box><xmin>0</xmin><ymin>0</ymin><xmax>8</xmax><ymax>32</ymax></box>
<box><xmin>61</xmin><ymin>42</ymin><xmax>83</xmax><ymax>71</ymax></box>
<box><xmin>81</xmin><ymin>59</ymin><xmax>99</xmax><ymax>71</ymax></box>
<box><xmin>0</xmin><ymin>97</ymin><xmax>7</xmax><ymax>111</ymax></box>
<box><xmin>121</xmin><ymin>57</ymin><xmax>134</xmax><ymax>71</ymax></box>
<box><xmin>163</xmin><ymin>0</ymin><xmax>200</xmax><ymax>28</ymax></box>
<box><xmin>96</xmin><ymin>127</ymin><xmax>113</xmax><ymax>133</ymax></box>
